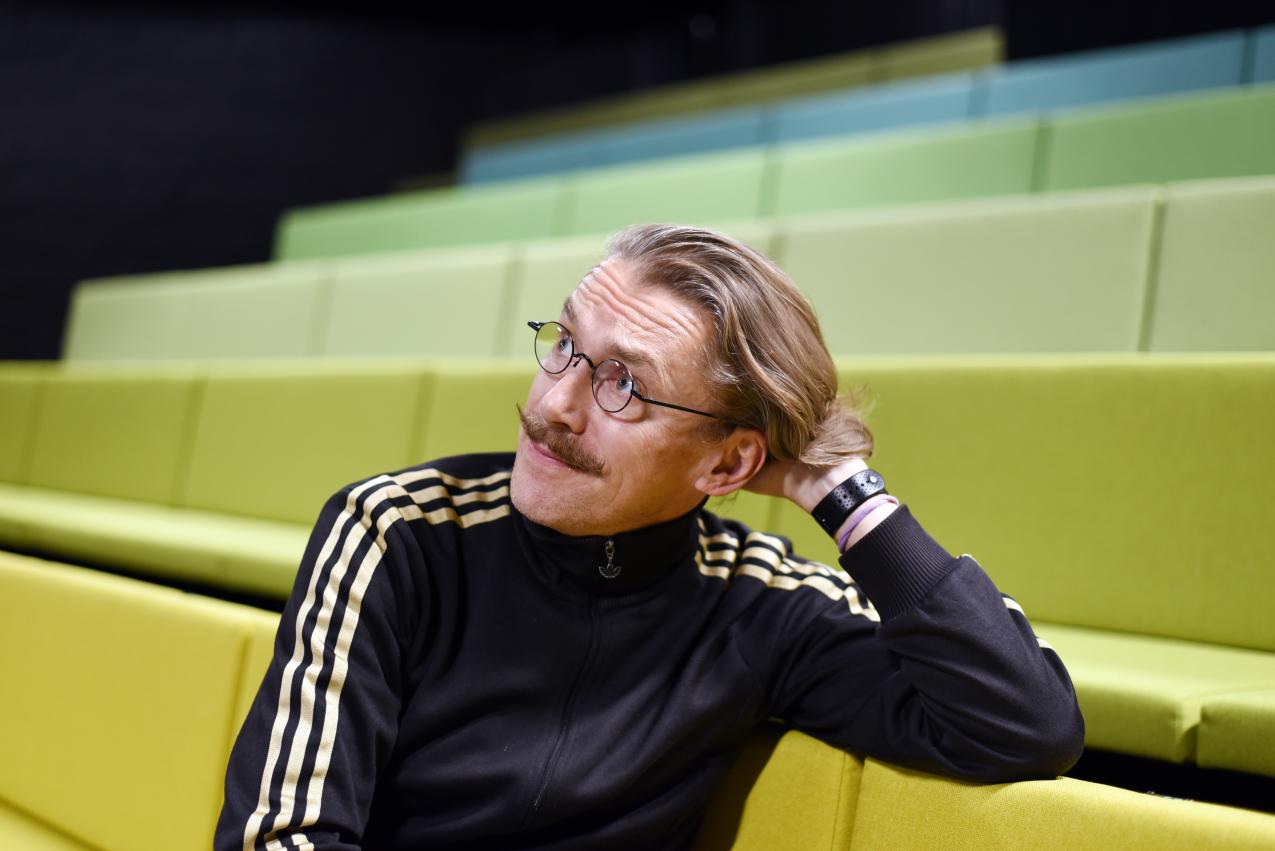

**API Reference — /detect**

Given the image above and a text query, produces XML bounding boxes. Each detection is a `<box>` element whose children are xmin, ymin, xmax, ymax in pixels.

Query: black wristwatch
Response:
<box><xmin>811</xmin><ymin>468</ymin><xmax>888</xmax><ymax>536</ymax></box>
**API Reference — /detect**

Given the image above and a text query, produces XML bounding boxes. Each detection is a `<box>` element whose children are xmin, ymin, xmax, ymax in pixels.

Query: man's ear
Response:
<box><xmin>694</xmin><ymin>427</ymin><xmax>768</xmax><ymax>497</ymax></box>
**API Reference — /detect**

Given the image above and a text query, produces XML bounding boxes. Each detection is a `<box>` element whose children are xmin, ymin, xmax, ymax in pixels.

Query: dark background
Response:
<box><xmin>3</xmin><ymin>0</ymin><xmax>1273</xmax><ymax>360</ymax></box>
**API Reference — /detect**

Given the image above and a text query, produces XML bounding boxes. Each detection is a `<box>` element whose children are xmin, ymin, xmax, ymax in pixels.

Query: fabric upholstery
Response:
<box><xmin>322</xmin><ymin>245</ymin><xmax>516</xmax><ymax>357</ymax></box>
<box><xmin>1042</xmin><ymin>85</ymin><xmax>1275</xmax><ymax>190</ymax></box>
<box><xmin>63</xmin><ymin>263</ymin><xmax>327</xmax><ymax>361</ymax></box>
<box><xmin>776</xmin><ymin>187</ymin><xmax>1157</xmax><ymax>355</ymax></box>
<box><xmin>1198</xmin><ymin>691</ymin><xmax>1275</xmax><ymax>777</ymax></box>
<box><xmin>981</xmin><ymin>30</ymin><xmax>1247</xmax><ymax>116</ymax></box>
<box><xmin>562</xmin><ymin>149</ymin><xmax>772</xmax><ymax>236</ymax></box>
<box><xmin>1150</xmin><ymin>176</ymin><xmax>1275</xmax><ymax>351</ymax></box>
<box><xmin>0</xmin><ymin>364</ymin><xmax>47</xmax><ymax>484</ymax></box>
<box><xmin>0</xmin><ymin>551</ymin><xmax>260</xmax><ymax>851</ymax></box>
<box><xmin>850</xmin><ymin>758</ymin><xmax>1275</xmax><ymax>849</ymax></box>
<box><xmin>180</xmin><ymin>364</ymin><xmax>429</xmax><ymax>524</ymax></box>
<box><xmin>694</xmin><ymin>728</ymin><xmax>861</xmax><ymax>851</ymax></box>
<box><xmin>25</xmin><ymin>369</ymin><xmax>199</xmax><ymax>504</ymax></box>
<box><xmin>771</xmin><ymin>118</ymin><xmax>1040</xmax><ymax>214</ymax></box>
<box><xmin>1035</xmin><ymin>623</ymin><xmax>1275</xmax><ymax>762</ymax></box>
<box><xmin>275</xmin><ymin>177</ymin><xmax>566</xmax><ymax>260</ymax></box>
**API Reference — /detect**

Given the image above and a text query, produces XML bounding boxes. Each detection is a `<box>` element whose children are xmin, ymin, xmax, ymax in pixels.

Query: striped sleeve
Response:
<box><xmin>767</xmin><ymin>506</ymin><xmax>1085</xmax><ymax>783</ymax></box>
<box><xmin>216</xmin><ymin>475</ymin><xmax>420</xmax><ymax>851</ymax></box>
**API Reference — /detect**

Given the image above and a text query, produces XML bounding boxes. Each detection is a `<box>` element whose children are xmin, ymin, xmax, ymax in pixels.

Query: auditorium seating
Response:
<box><xmin>4</xmin><ymin>550</ymin><xmax>1274</xmax><ymax>850</ymax></box>
<box><xmin>63</xmin><ymin>175</ymin><xmax>1275</xmax><ymax>361</ymax></box>
<box><xmin>461</xmin><ymin>27</ymin><xmax>1003</xmax><ymax>180</ymax></box>
<box><xmin>267</xmin><ymin>81</ymin><xmax>1275</xmax><ymax>263</ymax></box>
<box><xmin>461</xmin><ymin>27</ymin><xmax>1265</xmax><ymax>183</ymax></box>
<box><xmin>3</xmin><ymin>353</ymin><xmax>1274</xmax><ymax>779</ymax></box>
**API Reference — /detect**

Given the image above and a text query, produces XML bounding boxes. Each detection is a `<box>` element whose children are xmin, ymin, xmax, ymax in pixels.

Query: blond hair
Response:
<box><xmin>606</xmin><ymin>224</ymin><xmax>873</xmax><ymax>466</ymax></box>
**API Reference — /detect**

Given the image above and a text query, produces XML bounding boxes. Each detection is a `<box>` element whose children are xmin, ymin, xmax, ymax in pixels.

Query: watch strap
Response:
<box><xmin>811</xmin><ymin>468</ymin><xmax>888</xmax><ymax>536</ymax></box>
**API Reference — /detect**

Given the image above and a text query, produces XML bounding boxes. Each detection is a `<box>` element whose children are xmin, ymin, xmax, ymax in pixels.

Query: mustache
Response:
<box><xmin>517</xmin><ymin>405</ymin><xmax>605</xmax><ymax>476</ymax></box>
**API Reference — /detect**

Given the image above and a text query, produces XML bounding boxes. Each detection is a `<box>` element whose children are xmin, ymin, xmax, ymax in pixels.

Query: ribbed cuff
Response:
<box><xmin>837</xmin><ymin>505</ymin><xmax>956</xmax><ymax>621</ymax></box>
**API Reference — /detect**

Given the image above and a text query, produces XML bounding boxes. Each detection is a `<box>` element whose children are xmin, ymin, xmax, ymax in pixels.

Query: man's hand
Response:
<box><xmin>745</xmin><ymin>455</ymin><xmax>896</xmax><ymax>549</ymax></box>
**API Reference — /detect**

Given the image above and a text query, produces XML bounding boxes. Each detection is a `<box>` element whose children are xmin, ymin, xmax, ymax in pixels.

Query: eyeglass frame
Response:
<box><xmin>527</xmin><ymin>320</ymin><xmax>736</xmax><ymax>424</ymax></box>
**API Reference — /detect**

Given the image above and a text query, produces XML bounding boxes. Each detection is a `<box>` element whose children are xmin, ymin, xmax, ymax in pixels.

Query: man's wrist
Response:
<box><xmin>787</xmin><ymin>457</ymin><xmax>869</xmax><ymax>513</ymax></box>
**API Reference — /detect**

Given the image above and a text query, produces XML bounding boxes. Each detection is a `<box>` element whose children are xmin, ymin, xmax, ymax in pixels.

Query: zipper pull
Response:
<box><xmin>598</xmin><ymin>537</ymin><xmax>622</xmax><ymax>579</ymax></box>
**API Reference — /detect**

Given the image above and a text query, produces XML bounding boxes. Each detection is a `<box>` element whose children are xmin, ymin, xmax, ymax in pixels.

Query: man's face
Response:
<box><xmin>509</xmin><ymin>257</ymin><xmax>726</xmax><ymax>537</ymax></box>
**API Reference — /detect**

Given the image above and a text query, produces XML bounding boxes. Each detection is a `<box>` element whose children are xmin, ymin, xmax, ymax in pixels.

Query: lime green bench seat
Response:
<box><xmin>2</xmin><ymin>356</ymin><xmax>1274</xmax><ymax>779</ymax></box>
<box><xmin>0</xmin><ymin>550</ymin><xmax>278</xmax><ymax>851</ymax></box>
<box><xmin>4</xmin><ymin>553</ymin><xmax>1274</xmax><ymax>851</ymax></box>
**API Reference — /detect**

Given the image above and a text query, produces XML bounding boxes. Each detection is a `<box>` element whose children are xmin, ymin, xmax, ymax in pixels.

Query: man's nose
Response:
<box><xmin>539</xmin><ymin>359</ymin><xmax>592</xmax><ymax>433</ymax></box>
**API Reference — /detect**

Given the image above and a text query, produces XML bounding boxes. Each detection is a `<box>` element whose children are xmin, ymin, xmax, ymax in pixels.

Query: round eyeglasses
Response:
<box><xmin>528</xmin><ymin>320</ymin><xmax>733</xmax><ymax>422</ymax></box>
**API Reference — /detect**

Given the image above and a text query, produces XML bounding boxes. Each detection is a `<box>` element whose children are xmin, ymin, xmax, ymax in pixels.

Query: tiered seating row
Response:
<box><xmin>4</xmin><ymin>550</ymin><xmax>1275</xmax><ymax>849</ymax></box>
<box><xmin>2</xmin><ymin>354</ymin><xmax>1274</xmax><ymax>777</ymax></box>
<box><xmin>67</xmin><ymin>176</ymin><xmax>1275</xmax><ymax>361</ymax></box>
<box><xmin>274</xmin><ymin>83</ymin><xmax>1275</xmax><ymax>260</ymax></box>
<box><xmin>463</xmin><ymin>27</ymin><xmax>1003</xmax><ymax>151</ymax></box>
<box><xmin>462</xmin><ymin>27</ymin><xmax>1275</xmax><ymax>182</ymax></box>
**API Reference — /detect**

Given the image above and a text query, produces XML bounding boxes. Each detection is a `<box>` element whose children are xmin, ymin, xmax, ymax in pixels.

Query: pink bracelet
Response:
<box><xmin>837</xmin><ymin>494</ymin><xmax>900</xmax><ymax>552</ymax></box>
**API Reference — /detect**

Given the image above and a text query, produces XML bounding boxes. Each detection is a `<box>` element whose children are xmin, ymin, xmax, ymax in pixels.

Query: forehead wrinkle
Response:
<box><xmin>568</xmin><ymin>260</ymin><xmax>709</xmax><ymax>390</ymax></box>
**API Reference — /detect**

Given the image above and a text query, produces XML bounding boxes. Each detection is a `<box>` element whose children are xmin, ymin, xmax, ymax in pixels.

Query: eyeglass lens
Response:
<box><xmin>533</xmin><ymin>321</ymin><xmax>635</xmax><ymax>413</ymax></box>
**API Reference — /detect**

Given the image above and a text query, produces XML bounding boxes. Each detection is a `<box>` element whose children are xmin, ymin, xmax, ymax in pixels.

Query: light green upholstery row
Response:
<box><xmin>4</xmin><ymin>553</ymin><xmax>1273</xmax><ymax>850</ymax></box>
<box><xmin>0</xmin><ymin>361</ymin><xmax>529</xmax><ymax>595</ymax></box>
<box><xmin>0</xmin><ymin>550</ymin><xmax>277</xmax><ymax>851</ymax></box>
<box><xmin>67</xmin><ymin>175</ymin><xmax>1275</xmax><ymax>361</ymax></box>
<box><xmin>465</xmin><ymin>28</ymin><xmax>1003</xmax><ymax>149</ymax></box>
<box><xmin>3</xmin><ymin>355</ymin><xmax>1274</xmax><ymax>774</ymax></box>
<box><xmin>278</xmin><ymin>83</ymin><xmax>1275</xmax><ymax>260</ymax></box>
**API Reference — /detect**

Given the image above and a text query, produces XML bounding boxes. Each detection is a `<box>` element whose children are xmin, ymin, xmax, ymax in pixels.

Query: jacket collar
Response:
<box><xmin>513</xmin><ymin>499</ymin><xmax>705</xmax><ymax>598</ymax></box>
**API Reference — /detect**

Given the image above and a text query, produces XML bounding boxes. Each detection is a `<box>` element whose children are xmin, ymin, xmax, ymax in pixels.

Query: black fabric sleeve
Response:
<box><xmin>769</xmin><ymin>506</ymin><xmax>1085</xmax><ymax>782</ymax></box>
<box><xmin>215</xmin><ymin>478</ymin><xmax>422</xmax><ymax>851</ymax></box>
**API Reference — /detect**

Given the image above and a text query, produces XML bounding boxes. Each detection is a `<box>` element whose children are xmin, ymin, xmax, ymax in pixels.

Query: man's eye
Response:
<box><xmin>556</xmin><ymin>337</ymin><xmax>570</xmax><ymax>353</ymax></box>
<box><xmin>615</xmin><ymin>376</ymin><xmax>633</xmax><ymax>394</ymax></box>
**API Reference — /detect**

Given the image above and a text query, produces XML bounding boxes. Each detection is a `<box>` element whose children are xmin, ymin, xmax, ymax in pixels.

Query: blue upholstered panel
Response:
<box><xmin>601</xmin><ymin>106</ymin><xmax>768</xmax><ymax>166</ymax></box>
<box><xmin>1254</xmin><ymin>26</ymin><xmax>1275</xmax><ymax>84</ymax></box>
<box><xmin>461</xmin><ymin>133</ymin><xmax>612</xmax><ymax>183</ymax></box>
<box><xmin>982</xmin><ymin>30</ymin><xmax>1248</xmax><ymax>116</ymax></box>
<box><xmin>771</xmin><ymin>73</ymin><xmax>977</xmax><ymax>143</ymax></box>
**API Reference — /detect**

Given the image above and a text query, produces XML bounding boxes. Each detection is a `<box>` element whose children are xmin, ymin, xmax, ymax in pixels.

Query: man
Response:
<box><xmin>217</xmin><ymin>225</ymin><xmax>1084</xmax><ymax>850</ymax></box>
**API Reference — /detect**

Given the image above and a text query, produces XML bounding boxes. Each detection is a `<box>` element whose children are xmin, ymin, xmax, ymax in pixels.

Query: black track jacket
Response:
<box><xmin>216</xmin><ymin>452</ymin><xmax>1084</xmax><ymax>850</ymax></box>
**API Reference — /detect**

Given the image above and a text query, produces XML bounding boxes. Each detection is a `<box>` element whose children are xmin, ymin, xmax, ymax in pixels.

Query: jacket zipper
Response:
<box><xmin>525</xmin><ymin>594</ymin><xmax>601</xmax><ymax>823</ymax></box>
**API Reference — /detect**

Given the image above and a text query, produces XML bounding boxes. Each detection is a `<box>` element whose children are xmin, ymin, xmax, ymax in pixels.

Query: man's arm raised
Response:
<box><xmin>745</xmin><ymin>455</ymin><xmax>1085</xmax><ymax>782</ymax></box>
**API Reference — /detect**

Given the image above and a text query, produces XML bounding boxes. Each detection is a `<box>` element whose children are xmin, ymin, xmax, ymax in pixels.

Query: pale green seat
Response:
<box><xmin>508</xmin><ymin>236</ymin><xmax>612</xmax><ymax>354</ymax></box>
<box><xmin>1041</xmin><ymin>85</ymin><xmax>1275</xmax><ymax>190</ymax></box>
<box><xmin>63</xmin><ymin>262</ymin><xmax>328</xmax><ymax>361</ymax></box>
<box><xmin>275</xmin><ymin>177</ymin><xmax>567</xmax><ymax>260</ymax></box>
<box><xmin>849</xmin><ymin>758</ymin><xmax>1275</xmax><ymax>850</ymax></box>
<box><xmin>0</xmin><ymin>551</ymin><xmax>273</xmax><ymax>851</ymax></box>
<box><xmin>412</xmin><ymin>361</ymin><xmax>533</xmax><ymax>460</ymax></box>
<box><xmin>25</xmin><ymin>369</ymin><xmax>199</xmax><ymax>504</ymax></box>
<box><xmin>562</xmin><ymin>150</ymin><xmax>772</xmax><ymax>236</ymax></box>
<box><xmin>775</xmin><ymin>187</ymin><xmax>1158</xmax><ymax>356</ymax></box>
<box><xmin>1198</xmin><ymin>691</ymin><xmax>1275</xmax><ymax>777</ymax></box>
<box><xmin>0</xmin><ymin>365</ymin><xmax>50</xmax><ymax>537</ymax></box>
<box><xmin>179</xmin><ymin>363</ymin><xmax>430</xmax><ymax>525</ymax></box>
<box><xmin>7</xmin><ymin>368</ymin><xmax>201</xmax><ymax>572</ymax></box>
<box><xmin>1150</xmin><ymin>176</ymin><xmax>1275</xmax><ymax>351</ymax></box>
<box><xmin>322</xmin><ymin>246</ymin><xmax>517</xmax><ymax>357</ymax></box>
<box><xmin>769</xmin><ymin>355</ymin><xmax>1275</xmax><ymax>769</ymax></box>
<box><xmin>771</xmin><ymin>119</ymin><xmax>1041</xmax><ymax>215</ymax></box>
